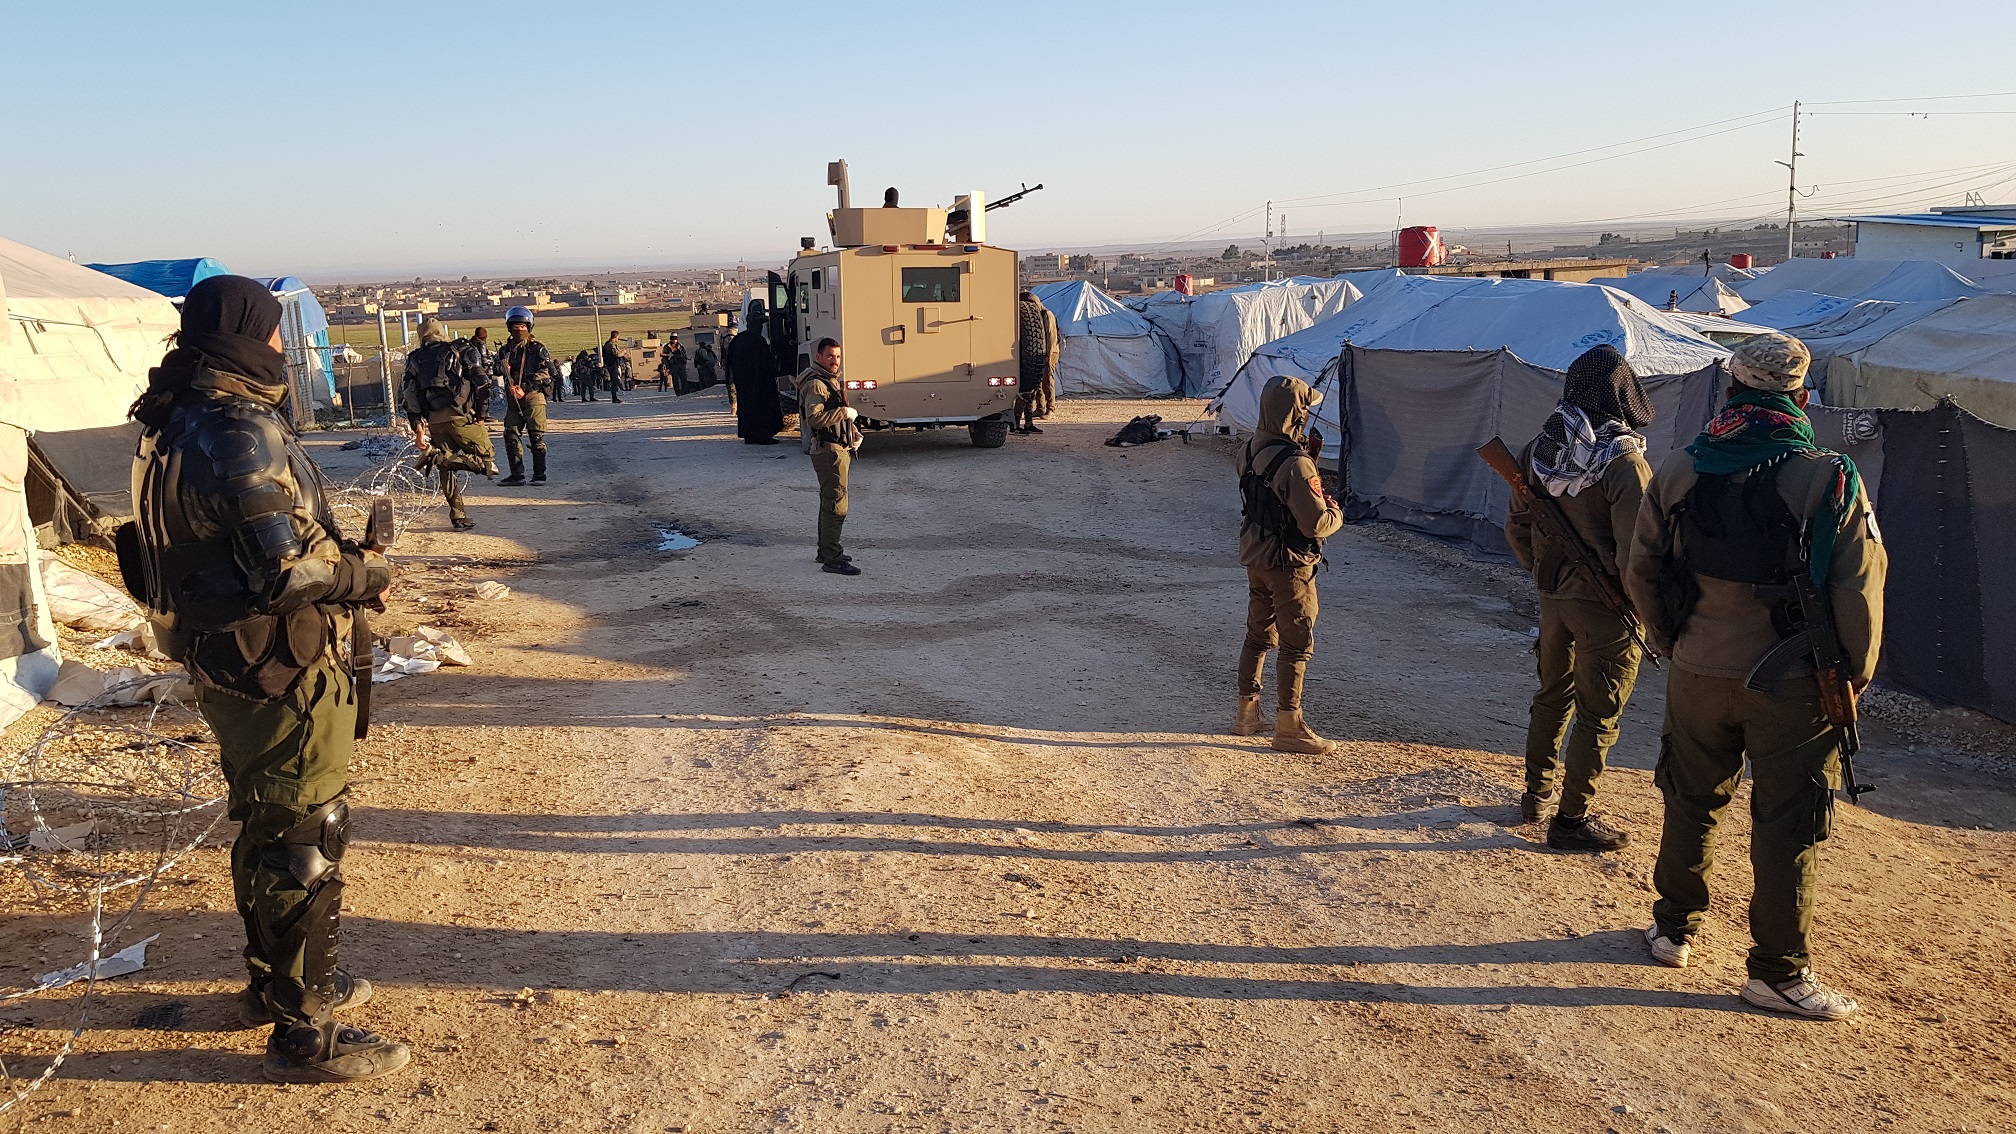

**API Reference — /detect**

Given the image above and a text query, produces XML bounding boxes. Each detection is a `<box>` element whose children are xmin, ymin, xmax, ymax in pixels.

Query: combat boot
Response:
<box><xmin>1272</xmin><ymin>710</ymin><xmax>1336</xmax><ymax>756</ymax></box>
<box><xmin>1547</xmin><ymin>812</ymin><xmax>1630</xmax><ymax>852</ymax></box>
<box><xmin>529</xmin><ymin>453</ymin><xmax>548</xmax><ymax>487</ymax></box>
<box><xmin>263</xmin><ymin>1020</ymin><xmax>410</xmax><ymax>1083</ymax></box>
<box><xmin>1232</xmin><ymin>695</ymin><xmax>1268</xmax><ymax>736</ymax></box>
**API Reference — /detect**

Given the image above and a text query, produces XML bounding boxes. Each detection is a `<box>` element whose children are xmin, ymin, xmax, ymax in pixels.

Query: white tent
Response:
<box><xmin>1127</xmin><ymin>276</ymin><xmax>1363</xmax><ymax>397</ymax></box>
<box><xmin>1827</xmin><ymin>294</ymin><xmax>2016</xmax><ymax>427</ymax></box>
<box><xmin>1031</xmin><ymin>281</ymin><xmax>1179</xmax><ymax>397</ymax></box>
<box><xmin>1734</xmin><ymin>258</ymin><xmax>1982</xmax><ymax>304</ymax></box>
<box><xmin>1589</xmin><ymin>274</ymin><xmax>1749</xmax><ymax>314</ymax></box>
<box><xmin>1211</xmin><ymin>275</ymin><xmax>1730</xmax><ymax>459</ymax></box>
<box><xmin>1635</xmin><ymin>262</ymin><xmax>1759</xmax><ymax>285</ymax></box>
<box><xmin>1960</xmin><ymin>259</ymin><xmax>2016</xmax><ymax>295</ymax></box>
<box><xmin>0</xmin><ymin>237</ymin><xmax>179</xmax><ymax>725</ymax></box>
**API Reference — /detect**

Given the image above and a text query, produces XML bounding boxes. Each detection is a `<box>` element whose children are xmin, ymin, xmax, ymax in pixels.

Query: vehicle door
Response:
<box><xmin>891</xmin><ymin>256</ymin><xmax>973</xmax><ymax>388</ymax></box>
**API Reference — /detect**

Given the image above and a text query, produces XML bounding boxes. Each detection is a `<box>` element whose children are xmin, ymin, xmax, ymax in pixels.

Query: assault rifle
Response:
<box><xmin>1747</xmin><ymin>520</ymin><xmax>1872</xmax><ymax>803</ymax></box>
<box><xmin>1476</xmin><ymin>437</ymin><xmax>1658</xmax><ymax>667</ymax></box>
<box><xmin>354</xmin><ymin>497</ymin><xmax>395</xmax><ymax>740</ymax></box>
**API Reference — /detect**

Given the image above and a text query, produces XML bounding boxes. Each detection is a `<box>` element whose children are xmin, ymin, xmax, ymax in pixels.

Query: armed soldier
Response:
<box><xmin>659</xmin><ymin>333</ymin><xmax>686</xmax><ymax>393</ymax></box>
<box><xmin>402</xmin><ymin>318</ymin><xmax>497</xmax><ymax>531</ymax></box>
<box><xmin>1502</xmin><ymin>344</ymin><xmax>1653</xmax><ymax>852</ymax></box>
<box><xmin>573</xmin><ymin>348</ymin><xmax>602</xmax><ymax>402</ymax></box>
<box><xmin>124</xmin><ymin>276</ymin><xmax>407</xmax><ymax>1081</ymax></box>
<box><xmin>1013</xmin><ymin>289</ymin><xmax>1058</xmax><ymax>435</ymax></box>
<box><xmin>601</xmin><ymin>330</ymin><xmax>626</xmax><ymax>404</ymax></box>
<box><xmin>796</xmin><ymin>337</ymin><xmax>861</xmax><ymax>574</ymax></box>
<box><xmin>494</xmin><ymin>306</ymin><xmax>558</xmax><ymax>486</ymax></box>
<box><xmin>1233</xmin><ymin>375</ymin><xmax>1344</xmax><ymax>755</ymax></box>
<box><xmin>1626</xmin><ymin>333</ymin><xmax>1886</xmax><ymax>1021</ymax></box>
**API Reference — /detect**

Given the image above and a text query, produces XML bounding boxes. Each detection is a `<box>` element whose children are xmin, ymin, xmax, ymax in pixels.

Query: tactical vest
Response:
<box><xmin>1655</xmin><ymin>457</ymin><xmax>1802</xmax><ymax>642</ymax></box>
<box><xmin>409</xmin><ymin>342</ymin><xmax>465</xmax><ymax>417</ymax></box>
<box><xmin>1240</xmin><ymin>440</ymin><xmax>1322</xmax><ymax>569</ymax></box>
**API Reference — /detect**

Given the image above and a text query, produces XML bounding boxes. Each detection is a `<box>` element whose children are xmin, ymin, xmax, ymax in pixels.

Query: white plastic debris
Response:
<box><xmin>39</xmin><ymin>554</ymin><xmax>145</xmax><ymax>632</ymax></box>
<box><xmin>413</xmin><ymin>625</ymin><xmax>471</xmax><ymax>666</ymax></box>
<box><xmin>27</xmin><ymin>820</ymin><xmax>96</xmax><ymax>852</ymax></box>
<box><xmin>90</xmin><ymin>625</ymin><xmax>172</xmax><ymax>660</ymax></box>
<box><xmin>37</xmin><ymin>935</ymin><xmax>161</xmax><ymax>991</ymax></box>
<box><xmin>47</xmin><ymin>661</ymin><xmax>190</xmax><ymax>707</ymax></box>
<box><xmin>657</xmin><ymin>529</ymin><xmax>700</xmax><ymax>552</ymax></box>
<box><xmin>473</xmin><ymin>581</ymin><xmax>511</xmax><ymax>601</ymax></box>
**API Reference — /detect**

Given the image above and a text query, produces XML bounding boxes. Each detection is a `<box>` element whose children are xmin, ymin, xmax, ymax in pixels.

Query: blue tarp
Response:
<box><xmin>84</xmin><ymin>257</ymin><xmax>232</xmax><ymax>299</ymax></box>
<box><xmin>255</xmin><ymin>276</ymin><xmax>338</xmax><ymax>406</ymax></box>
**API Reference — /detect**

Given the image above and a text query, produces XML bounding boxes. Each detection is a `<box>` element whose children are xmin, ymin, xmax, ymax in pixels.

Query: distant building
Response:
<box><xmin>1841</xmin><ymin>206</ymin><xmax>2016</xmax><ymax>271</ymax></box>
<box><xmin>1416</xmin><ymin>257</ymin><xmax>1637</xmax><ymax>284</ymax></box>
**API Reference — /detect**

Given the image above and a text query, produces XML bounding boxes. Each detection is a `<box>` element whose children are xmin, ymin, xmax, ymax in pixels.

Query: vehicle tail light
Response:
<box><xmin>881</xmin><ymin>245</ymin><xmax>900</xmax><ymax>253</ymax></box>
<box><xmin>845</xmin><ymin>380</ymin><xmax>879</xmax><ymax>391</ymax></box>
<box><xmin>985</xmin><ymin>376</ymin><xmax>1017</xmax><ymax>387</ymax></box>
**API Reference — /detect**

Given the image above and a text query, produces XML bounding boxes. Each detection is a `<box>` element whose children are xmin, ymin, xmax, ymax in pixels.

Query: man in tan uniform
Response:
<box><xmin>1234</xmin><ymin>375</ymin><xmax>1344</xmax><ymax>754</ymax></box>
<box><xmin>1626</xmin><ymin>333</ymin><xmax>1886</xmax><ymax>1021</ymax></box>
<box><xmin>1505</xmin><ymin>344</ymin><xmax>1653</xmax><ymax>851</ymax></box>
<box><xmin>795</xmin><ymin>337</ymin><xmax>861</xmax><ymax>575</ymax></box>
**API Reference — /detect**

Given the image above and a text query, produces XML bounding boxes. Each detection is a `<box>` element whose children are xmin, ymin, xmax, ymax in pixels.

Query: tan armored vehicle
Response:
<box><xmin>771</xmin><ymin>161</ymin><xmax>1038</xmax><ymax>449</ymax></box>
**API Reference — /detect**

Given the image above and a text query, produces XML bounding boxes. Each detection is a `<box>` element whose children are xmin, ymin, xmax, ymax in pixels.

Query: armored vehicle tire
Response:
<box><xmin>969</xmin><ymin>419</ymin><xmax>1010</xmax><ymax>448</ymax></box>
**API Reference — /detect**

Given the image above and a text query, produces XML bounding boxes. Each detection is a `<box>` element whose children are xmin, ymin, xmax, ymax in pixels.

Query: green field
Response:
<box><xmin>329</xmin><ymin>310</ymin><xmax>692</xmax><ymax>359</ymax></box>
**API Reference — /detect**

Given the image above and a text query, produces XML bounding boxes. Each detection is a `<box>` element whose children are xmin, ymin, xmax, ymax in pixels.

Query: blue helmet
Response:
<box><xmin>505</xmin><ymin>306</ymin><xmax>534</xmax><ymax>326</ymax></box>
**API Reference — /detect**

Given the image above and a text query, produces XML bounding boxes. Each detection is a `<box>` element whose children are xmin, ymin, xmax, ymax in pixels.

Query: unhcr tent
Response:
<box><xmin>255</xmin><ymin>276</ymin><xmax>339</xmax><ymax>415</ymax></box>
<box><xmin>0</xmin><ymin>238</ymin><xmax>178</xmax><ymax>723</ymax></box>
<box><xmin>1589</xmin><ymin>273</ymin><xmax>1749</xmax><ymax>314</ymax></box>
<box><xmin>1215</xmin><ymin>275</ymin><xmax>1730</xmax><ymax>552</ymax></box>
<box><xmin>1635</xmin><ymin>261</ymin><xmax>1759</xmax><ymax>285</ymax></box>
<box><xmin>1827</xmin><ymin>294</ymin><xmax>2016</xmax><ymax>427</ymax></box>
<box><xmin>1031</xmin><ymin>281</ymin><xmax>1179</xmax><ymax>397</ymax></box>
<box><xmin>1734</xmin><ymin>258</ymin><xmax>1981</xmax><ymax>304</ymax></box>
<box><xmin>1128</xmin><ymin>276</ymin><xmax>1363</xmax><ymax>397</ymax></box>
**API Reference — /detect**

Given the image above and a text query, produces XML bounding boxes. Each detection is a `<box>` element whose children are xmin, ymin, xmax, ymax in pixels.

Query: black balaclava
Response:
<box><xmin>131</xmin><ymin>275</ymin><xmax>286</xmax><ymax>425</ymax></box>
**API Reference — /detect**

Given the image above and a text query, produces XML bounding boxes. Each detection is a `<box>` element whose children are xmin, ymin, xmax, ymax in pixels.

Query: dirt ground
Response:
<box><xmin>5</xmin><ymin>389</ymin><xmax>2015</xmax><ymax>1134</ymax></box>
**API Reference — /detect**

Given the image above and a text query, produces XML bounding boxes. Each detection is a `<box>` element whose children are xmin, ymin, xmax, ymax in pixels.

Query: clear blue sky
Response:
<box><xmin>5</xmin><ymin>1</ymin><xmax>2014</xmax><ymax>281</ymax></box>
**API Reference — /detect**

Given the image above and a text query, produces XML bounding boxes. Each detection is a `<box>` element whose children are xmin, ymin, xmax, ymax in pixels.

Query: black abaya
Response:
<box><xmin>727</xmin><ymin>330</ymin><xmax>784</xmax><ymax>442</ymax></box>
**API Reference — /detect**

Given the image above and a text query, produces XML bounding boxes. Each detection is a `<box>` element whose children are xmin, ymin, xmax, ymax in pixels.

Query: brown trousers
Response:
<box><xmin>1238</xmin><ymin>562</ymin><xmax>1319</xmax><ymax>711</ymax></box>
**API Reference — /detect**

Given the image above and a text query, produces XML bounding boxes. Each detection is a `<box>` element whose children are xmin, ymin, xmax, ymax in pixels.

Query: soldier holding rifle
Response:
<box><xmin>1488</xmin><ymin>343</ymin><xmax>1655</xmax><ymax>852</ymax></box>
<box><xmin>1623</xmin><ymin>333</ymin><xmax>1886</xmax><ymax>1021</ymax></box>
<box><xmin>124</xmin><ymin>275</ymin><xmax>408</xmax><ymax>1079</ymax></box>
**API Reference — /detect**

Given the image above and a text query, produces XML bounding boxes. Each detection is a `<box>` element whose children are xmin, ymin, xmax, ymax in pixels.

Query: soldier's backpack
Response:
<box><xmin>1654</xmin><ymin>457</ymin><xmax>1802</xmax><ymax>643</ymax></box>
<box><xmin>411</xmin><ymin>343</ymin><xmax>465</xmax><ymax>415</ymax></box>
<box><xmin>1240</xmin><ymin>439</ymin><xmax>1322</xmax><ymax>568</ymax></box>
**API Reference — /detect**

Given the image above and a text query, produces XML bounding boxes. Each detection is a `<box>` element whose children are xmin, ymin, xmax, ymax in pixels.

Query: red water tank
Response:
<box><xmin>1728</xmin><ymin>253</ymin><xmax>1754</xmax><ymax>269</ymax></box>
<box><xmin>1399</xmin><ymin>226</ymin><xmax>1445</xmax><ymax>268</ymax></box>
<box><xmin>1174</xmin><ymin>273</ymin><xmax>1194</xmax><ymax>296</ymax></box>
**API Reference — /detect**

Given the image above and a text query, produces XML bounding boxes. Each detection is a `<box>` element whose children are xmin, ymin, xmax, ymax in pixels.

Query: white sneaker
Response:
<box><xmin>1645</xmin><ymin>925</ymin><xmax>1692</xmax><ymax>968</ymax></box>
<box><xmin>1739</xmin><ymin>971</ymin><xmax>1859</xmax><ymax>1021</ymax></box>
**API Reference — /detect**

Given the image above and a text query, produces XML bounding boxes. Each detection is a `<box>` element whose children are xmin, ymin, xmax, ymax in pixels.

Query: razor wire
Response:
<box><xmin>0</xmin><ymin>680</ymin><xmax>226</xmax><ymax>1114</ymax></box>
<box><xmin>326</xmin><ymin>432</ymin><xmax>452</xmax><ymax>544</ymax></box>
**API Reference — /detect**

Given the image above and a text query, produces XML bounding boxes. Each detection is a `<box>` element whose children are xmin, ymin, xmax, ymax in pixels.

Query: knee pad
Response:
<box><xmin>276</xmin><ymin>796</ymin><xmax>349</xmax><ymax>888</ymax></box>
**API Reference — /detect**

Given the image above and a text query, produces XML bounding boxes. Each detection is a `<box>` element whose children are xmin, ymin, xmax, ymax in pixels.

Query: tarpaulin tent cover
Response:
<box><xmin>85</xmin><ymin>257</ymin><xmax>232</xmax><ymax>300</ymax></box>
<box><xmin>1589</xmin><ymin>274</ymin><xmax>1749</xmax><ymax>314</ymax></box>
<box><xmin>1658</xmin><ymin>309</ymin><xmax>1774</xmax><ymax>344</ymax></box>
<box><xmin>1960</xmin><ymin>259</ymin><xmax>2016</xmax><ymax>295</ymax></box>
<box><xmin>1031</xmin><ymin>281</ymin><xmax>1179</xmax><ymax>397</ymax></box>
<box><xmin>1127</xmin><ymin>276</ymin><xmax>1362</xmax><ymax>397</ymax></box>
<box><xmin>1733</xmin><ymin>258</ymin><xmax>1982</xmax><ymax>304</ymax></box>
<box><xmin>1828</xmin><ymin>294</ymin><xmax>2016</xmax><ymax>426</ymax></box>
<box><xmin>1213</xmin><ymin>275</ymin><xmax>1728</xmax><ymax>450</ymax></box>
<box><xmin>255</xmin><ymin>276</ymin><xmax>338</xmax><ymax>409</ymax></box>
<box><xmin>1635</xmin><ymin>262</ymin><xmax>1759</xmax><ymax>284</ymax></box>
<box><xmin>1859</xmin><ymin>399</ymin><xmax>2016</xmax><ymax>723</ymax></box>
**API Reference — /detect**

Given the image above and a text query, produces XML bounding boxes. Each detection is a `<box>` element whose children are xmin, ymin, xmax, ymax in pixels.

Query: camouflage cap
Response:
<box><xmin>1729</xmin><ymin>333</ymin><xmax>1811</xmax><ymax>392</ymax></box>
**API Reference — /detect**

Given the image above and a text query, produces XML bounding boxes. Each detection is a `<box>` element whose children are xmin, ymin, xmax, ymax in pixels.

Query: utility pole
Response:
<box><xmin>1263</xmin><ymin>200</ymin><xmax>1273</xmax><ymax>281</ymax></box>
<box><xmin>1777</xmin><ymin>101</ymin><xmax>1803</xmax><ymax>262</ymax></box>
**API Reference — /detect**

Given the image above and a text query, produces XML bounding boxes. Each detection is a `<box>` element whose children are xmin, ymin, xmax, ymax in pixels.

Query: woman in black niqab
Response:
<box><xmin>131</xmin><ymin>275</ymin><xmax>286</xmax><ymax>426</ymax></box>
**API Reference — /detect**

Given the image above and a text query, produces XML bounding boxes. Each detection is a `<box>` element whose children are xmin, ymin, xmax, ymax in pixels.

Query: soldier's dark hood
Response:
<box><xmin>1256</xmin><ymin>375</ymin><xmax>1321</xmax><ymax>443</ymax></box>
<box><xmin>131</xmin><ymin>275</ymin><xmax>286</xmax><ymax>427</ymax></box>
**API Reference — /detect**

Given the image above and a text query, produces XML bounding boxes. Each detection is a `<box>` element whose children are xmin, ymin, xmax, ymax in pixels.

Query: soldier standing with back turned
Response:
<box><xmin>1505</xmin><ymin>344</ymin><xmax>1653</xmax><ymax>852</ymax></box>
<box><xmin>125</xmin><ymin>275</ymin><xmax>407</xmax><ymax>1081</ymax></box>
<box><xmin>1232</xmin><ymin>375</ymin><xmax>1343</xmax><ymax>755</ymax></box>
<box><xmin>1626</xmin><ymin>333</ymin><xmax>1886</xmax><ymax>1021</ymax></box>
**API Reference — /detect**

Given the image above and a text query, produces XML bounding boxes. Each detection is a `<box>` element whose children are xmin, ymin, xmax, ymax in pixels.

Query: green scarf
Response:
<box><xmin>1686</xmin><ymin>389</ymin><xmax>1861</xmax><ymax>586</ymax></box>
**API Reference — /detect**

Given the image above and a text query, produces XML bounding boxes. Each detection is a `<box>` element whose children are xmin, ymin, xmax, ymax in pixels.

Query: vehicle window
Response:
<box><xmin>810</xmin><ymin>270</ymin><xmax>823</xmax><ymax>289</ymax></box>
<box><xmin>901</xmin><ymin>267</ymin><xmax>961</xmax><ymax>303</ymax></box>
